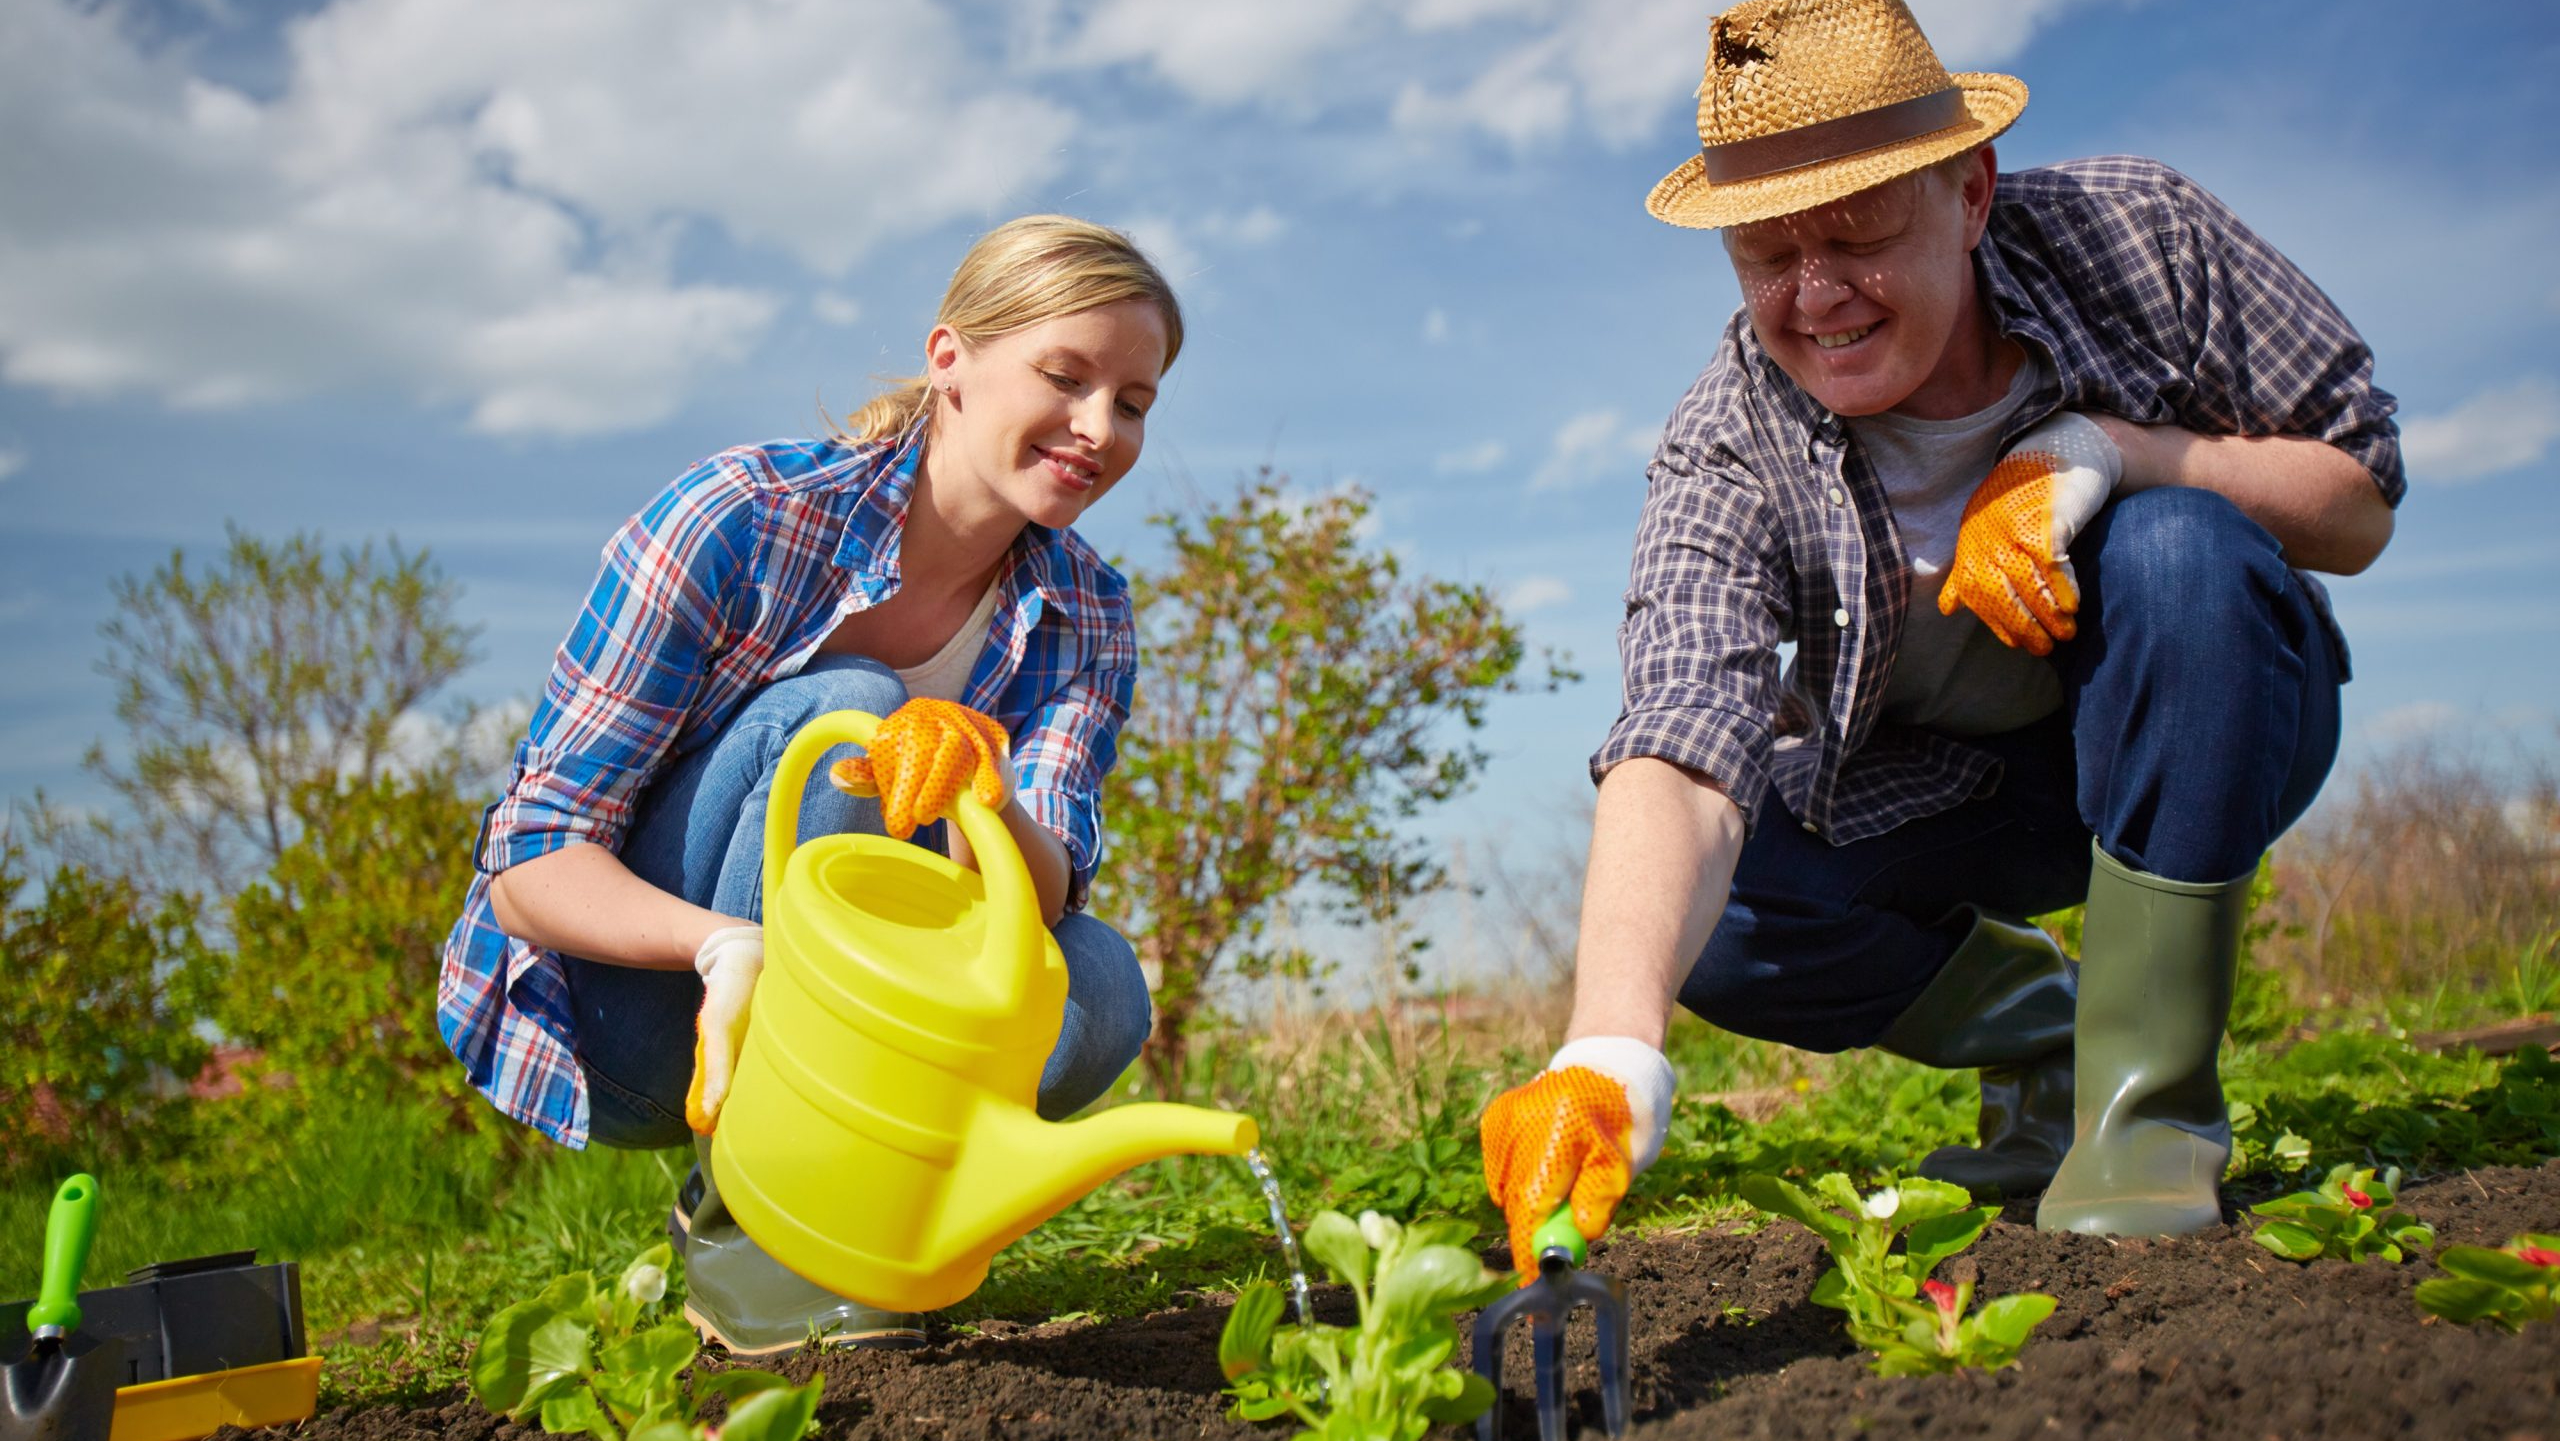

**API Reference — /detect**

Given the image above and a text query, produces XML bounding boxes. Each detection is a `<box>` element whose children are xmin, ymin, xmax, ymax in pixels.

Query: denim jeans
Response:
<box><xmin>559</xmin><ymin>654</ymin><xmax>1153</xmax><ymax>1148</ymax></box>
<box><xmin>1679</xmin><ymin>487</ymin><xmax>2344</xmax><ymax>1052</ymax></box>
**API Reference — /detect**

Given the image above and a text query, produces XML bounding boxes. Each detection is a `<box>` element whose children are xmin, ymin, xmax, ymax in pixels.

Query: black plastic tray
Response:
<box><xmin>0</xmin><ymin>1253</ymin><xmax>304</xmax><ymax>1387</ymax></box>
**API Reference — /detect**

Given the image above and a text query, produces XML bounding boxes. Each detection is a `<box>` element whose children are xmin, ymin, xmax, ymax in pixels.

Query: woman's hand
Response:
<box><xmin>827</xmin><ymin>698</ymin><xmax>1013</xmax><ymax>836</ymax></box>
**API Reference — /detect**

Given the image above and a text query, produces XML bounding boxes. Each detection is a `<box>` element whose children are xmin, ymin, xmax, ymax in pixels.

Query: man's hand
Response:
<box><xmin>1479</xmin><ymin>1037</ymin><xmax>1675</xmax><ymax>1279</ymax></box>
<box><xmin>684</xmin><ymin>925</ymin><xmax>764</xmax><ymax>1134</ymax></box>
<box><xmin>828</xmin><ymin>698</ymin><xmax>1012</xmax><ymax>838</ymax></box>
<box><xmin>1938</xmin><ymin>412</ymin><xmax>2123</xmax><ymax>655</ymax></box>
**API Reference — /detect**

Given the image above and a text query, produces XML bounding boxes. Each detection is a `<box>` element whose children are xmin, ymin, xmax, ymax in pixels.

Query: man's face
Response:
<box><xmin>1724</xmin><ymin>154</ymin><xmax>1994</xmax><ymax>418</ymax></box>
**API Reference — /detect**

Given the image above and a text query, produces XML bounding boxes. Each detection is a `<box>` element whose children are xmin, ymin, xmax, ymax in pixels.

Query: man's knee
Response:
<box><xmin>2083</xmin><ymin>487</ymin><xmax>2281</xmax><ymax>626</ymax></box>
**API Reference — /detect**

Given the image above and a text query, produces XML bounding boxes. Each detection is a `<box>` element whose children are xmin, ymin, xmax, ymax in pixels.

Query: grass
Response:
<box><xmin>5</xmin><ymin>923</ymin><xmax>2554</xmax><ymax>1413</ymax></box>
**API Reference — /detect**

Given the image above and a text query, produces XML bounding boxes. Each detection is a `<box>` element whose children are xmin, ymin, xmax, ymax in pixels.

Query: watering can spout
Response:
<box><xmin>939</xmin><ymin>1098</ymin><xmax>1260</xmax><ymax>1264</ymax></box>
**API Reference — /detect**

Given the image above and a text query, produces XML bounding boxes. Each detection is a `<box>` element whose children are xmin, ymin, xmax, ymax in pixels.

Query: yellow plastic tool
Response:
<box><xmin>709</xmin><ymin>709</ymin><xmax>1259</xmax><ymax>1312</ymax></box>
<box><xmin>109</xmin><ymin>1356</ymin><xmax>321</xmax><ymax>1441</ymax></box>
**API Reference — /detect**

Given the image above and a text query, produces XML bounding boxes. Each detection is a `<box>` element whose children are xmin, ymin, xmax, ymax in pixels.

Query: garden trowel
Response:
<box><xmin>1471</xmin><ymin>1204</ymin><xmax>1627</xmax><ymax>1441</ymax></box>
<box><xmin>3</xmin><ymin>1176</ymin><xmax>121</xmax><ymax>1441</ymax></box>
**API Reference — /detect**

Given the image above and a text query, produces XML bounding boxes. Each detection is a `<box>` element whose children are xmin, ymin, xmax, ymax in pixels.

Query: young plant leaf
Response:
<box><xmin>1221</xmin><ymin>1282</ymin><xmax>1286</xmax><ymax>1380</ymax></box>
<box><xmin>713</xmin><ymin>1380</ymin><xmax>824</xmax><ymax>1441</ymax></box>
<box><xmin>1302</xmin><ymin>1209</ymin><xmax>1371</xmax><ymax>1292</ymax></box>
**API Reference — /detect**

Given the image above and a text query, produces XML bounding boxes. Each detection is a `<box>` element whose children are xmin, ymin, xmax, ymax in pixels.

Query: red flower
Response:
<box><xmin>2515</xmin><ymin>1245</ymin><xmax>2560</xmax><ymax>1268</ymax></box>
<box><xmin>1922</xmin><ymin>1279</ymin><xmax>1958</xmax><ymax>1315</ymax></box>
<box><xmin>2341</xmin><ymin>1184</ymin><xmax>2372</xmax><ymax>1209</ymax></box>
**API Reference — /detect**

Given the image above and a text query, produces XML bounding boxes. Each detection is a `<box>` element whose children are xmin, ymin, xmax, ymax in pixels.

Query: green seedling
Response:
<box><xmin>468</xmin><ymin>1244</ymin><xmax>822</xmax><ymax>1441</ymax></box>
<box><xmin>2248</xmin><ymin>1163</ymin><xmax>2435</xmax><ymax>1263</ymax></box>
<box><xmin>1219</xmin><ymin>1208</ymin><xmax>1512</xmax><ymax>1441</ymax></box>
<box><xmin>2415</xmin><ymin>1234</ymin><xmax>2560</xmax><ymax>1332</ymax></box>
<box><xmin>1737</xmin><ymin>1172</ymin><xmax>2054</xmax><ymax>1377</ymax></box>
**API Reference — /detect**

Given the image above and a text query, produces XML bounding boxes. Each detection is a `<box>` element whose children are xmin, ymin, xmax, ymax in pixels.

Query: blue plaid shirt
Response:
<box><xmin>438</xmin><ymin>436</ymin><xmax>1138</xmax><ymax>1145</ymax></box>
<box><xmin>1593</xmin><ymin>157</ymin><xmax>2403</xmax><ymax>841</ymax></box>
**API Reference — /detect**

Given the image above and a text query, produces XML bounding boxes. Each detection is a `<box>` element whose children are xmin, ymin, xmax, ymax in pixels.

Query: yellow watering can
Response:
<box><xmin>708</xmin><ymin>708</ymin><xmax>1259</xmax><ymax>1313</ymax></box>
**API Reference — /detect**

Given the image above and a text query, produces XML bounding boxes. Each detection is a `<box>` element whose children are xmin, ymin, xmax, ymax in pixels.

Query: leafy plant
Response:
<box><xmin>1220</xmin><ymin>1208</ymin><xmax>1512</xmax><ymax>1440</ymax></box>
<box><xmin>1100</xmin><ymin>476</ymin><xmax>1574</xmax><ymax>1092</ymax></box>
<box><xmin>1737</xmin><ymin>1172</ymin><xmax>2053</xmax><ymax>1376</ymax></box>
<box><xmin>2248</xmin><ymin>1163</ymin><xmax>2435</xmax><ymax>1263</ymax></box>
<box><xmin>469</xmin><ymin>1245</ymin><xmax>821</xmax><ymax>1441</ymax></box>
<box><xmin>2415</xmin><ymin>1234</ymin><xmax>2560</xmax><ymax>1331</ymax></box>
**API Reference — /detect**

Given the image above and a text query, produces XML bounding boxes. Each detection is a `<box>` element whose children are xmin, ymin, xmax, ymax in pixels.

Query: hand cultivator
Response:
<box><xmin>3</xmin><ymin>1177</ymin><xmax>118</xmax><ymax>1441</ymax></box>
<box><xmin>1471</xmin><ymin>1206</ymin><xmax>1629</xmax><ymax>1441</ymax></box>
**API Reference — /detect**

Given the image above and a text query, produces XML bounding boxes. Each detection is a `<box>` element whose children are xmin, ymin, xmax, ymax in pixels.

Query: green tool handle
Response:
<box><xmin>27</xmin><ymin>1174</ymin><xmax>98</xmax><ymax>1336</ymax></box>
<box><xmin>1534</xmin><ymin>1203</ymin><xmax>1586</xmax><ymax>1267</ymax></box>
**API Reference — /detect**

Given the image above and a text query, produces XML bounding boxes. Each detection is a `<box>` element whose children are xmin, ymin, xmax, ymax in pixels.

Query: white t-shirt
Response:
<box><xmin>1844</xmin><ymin>354</ymin><xmax>2063</xmax><ymax>738</ymax></box>
<box><xmin>894</xmin><ymin>578</ymin><xmax>1003</xmax><ymax>704</ymax></box>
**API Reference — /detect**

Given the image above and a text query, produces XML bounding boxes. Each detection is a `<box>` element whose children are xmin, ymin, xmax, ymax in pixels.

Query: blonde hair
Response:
<box><xmin>839</xmin><ymin>215</ymin><xmax>1185</xmax><ymax>445</ymax></box>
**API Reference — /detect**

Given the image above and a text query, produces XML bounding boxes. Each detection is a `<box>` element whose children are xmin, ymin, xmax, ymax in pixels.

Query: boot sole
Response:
<box><xmin>682</xmin><ymin>1301</ymin><xmax>926</xmax><ymax>1356</ymax></box>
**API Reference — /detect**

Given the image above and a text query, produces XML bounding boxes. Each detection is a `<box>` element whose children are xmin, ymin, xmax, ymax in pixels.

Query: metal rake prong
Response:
<box><xmin>1472</xmin><ymin>1247</ymin><xmax>1632</xmax><ymax>1441</ymax></box>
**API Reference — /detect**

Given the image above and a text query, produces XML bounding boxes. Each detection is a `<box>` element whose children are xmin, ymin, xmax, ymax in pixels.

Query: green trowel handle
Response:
<box><xmin>1534</xmin><ymin>1203</ymin><xmax>1586</xmax><ymax>1268</ymax></box>
<box><xmin>27</xmin><ymin>1173</ymin><xmax>99</xmax><ymax>1336</ymax></box>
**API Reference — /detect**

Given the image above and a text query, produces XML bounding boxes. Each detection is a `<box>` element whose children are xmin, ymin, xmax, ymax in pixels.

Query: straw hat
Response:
<box><xmin>1646</xmin><ymin>0</ymin><xmax>2027</xmax><ymax>230</ymax></box>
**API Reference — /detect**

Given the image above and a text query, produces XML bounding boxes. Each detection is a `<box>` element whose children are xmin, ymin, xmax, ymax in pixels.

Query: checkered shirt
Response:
<box><xmin>437</xmin><ymin>436</ymin><xmax>1138</xmax><ymax>1145</ymax></box>
<box><xmin>1592</xmin><ymin>156</ymin><xmax>2404</xmax><ymax>842</ymax></box>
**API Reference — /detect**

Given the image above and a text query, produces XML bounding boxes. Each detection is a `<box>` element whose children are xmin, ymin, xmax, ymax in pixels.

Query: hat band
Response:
<box><xmin>1699</xmin><ymin>86</ymin><xmax>1967</xmax><ymax>185</ymax></box>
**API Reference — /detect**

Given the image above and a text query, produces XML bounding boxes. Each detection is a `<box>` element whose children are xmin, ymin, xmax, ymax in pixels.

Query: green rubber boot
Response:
<box><xmin>1876</xmin><ymin>909</ymin><xmax>2077</xmax><ymax>1201</ymax></box>
<box><xmin>2036</xmin><ymin>843</ymin><xmax>2251</xmax><ymax>1237</ymax></box>
<box><xmin>673</xmin><ymin>1136</ymin><xmax>926</xmax><ymax>1355</ymax></box>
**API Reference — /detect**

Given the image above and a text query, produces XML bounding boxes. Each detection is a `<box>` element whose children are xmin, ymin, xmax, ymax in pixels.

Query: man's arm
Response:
<box><xmin>1565</xmin><ymin>757</ymin><xmax>1748</xmax><ymax>1048</ymax></box>
<box><xmin>2096</xmin><ymin>420</ymin><xmax>2394</xmax><ymax>575</ymax></box>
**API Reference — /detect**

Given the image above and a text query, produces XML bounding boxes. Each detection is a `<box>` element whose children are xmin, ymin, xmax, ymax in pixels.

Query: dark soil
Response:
<box><xmin>283</xmin><ymin>1161</ymin><xmax>2560</xmax><ymax>1441</ymax></box>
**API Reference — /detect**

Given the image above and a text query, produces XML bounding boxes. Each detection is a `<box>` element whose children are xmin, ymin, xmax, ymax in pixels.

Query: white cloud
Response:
<box><xmin>0</xmin><ymin>448</ymin><xmax>23</xmax><ymax>482</ymax></box>
<box><xmin>1422</xmin><ymin>308</ymin><xmax>1452</xmax><ymax>343</ymax></box>
<box><xmin>1527</xmin><ymin>409</ymin><xmax>1657</xmax><ymax>492</ymax></box>
<box><xmin>1056</xmin><ymin>0</ymin><xmax>1375</xmax><ymax>106</ymax></box>
<box><xmin>1118</xmin><ymin>216</ymin><xmax>1209</xmax><ymax>286</ymax></box>
<box><xmin>813</xmin><ymin>292</ymin><xmax>863</xmax><ymax>327</ymax></box>
<box><xmin>0</xmin><ymin>0</ymin><xmax>1064</xmax><ymax>436</ymax></box>
<box><xmin>1504</xmin><ymin>575</ymin><xmax>1571</xmax><ymax>614</ymax></box>
<box><xmin>2398</xmin><ymin>377</ymin><xmax>2560</xmax><ymax>483</ymax></box>
<box><xmin>1435</xmin><ymin>439</ymin><xmax>1505</xmax><ymax>474</ymax></box>
<box><xmin>1907</xmin><ymin>0</ymin><xmax>2102</xmax><ymax>67</ymax></box>
<box><xmin>2361</xmin><ymin>701</ymin><xmax>2458</xmax><ymax>744</ymax></box>
<box><xmin>1199</xmin><ymin>206</ymin><xmax>1288</xmax><ymax>245</ymax></box>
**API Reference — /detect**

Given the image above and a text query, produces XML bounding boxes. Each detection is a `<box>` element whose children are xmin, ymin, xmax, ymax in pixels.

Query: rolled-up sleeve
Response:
<box><xmin>1011</xmin><ymin>579</ymin><xmax>1136</xmax><ymax>912</ymax></box>
<box><xmin>2160</xmin><ymin>168</ymin><xmax>2404</xmax><ymax>505</ymax></box>
<box><xmin>1588</xmin><ymin>422</ymin><xmax>1794</xmax><ymax>832</ymax></box>
<box><xmin>477</xmin><ymin>460</ymin><xmax>757</xmax><ymax>874</ymax></box>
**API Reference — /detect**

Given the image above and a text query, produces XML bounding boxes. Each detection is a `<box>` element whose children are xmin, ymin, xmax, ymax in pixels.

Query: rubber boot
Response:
<box><xmin>674</xmin><ymin>1136</ymin><xmax>926</xmax><ymax>1354</ymax></box>
<box><xmin>1875</xmin><ymin>909</ymin><xmax>2077</xmax><ymax>1201</ymax></box>
<box><xmin>2036</xmin><ymin>843</ymin><xmax>2251</xmax><ymax>1237</ymax></box>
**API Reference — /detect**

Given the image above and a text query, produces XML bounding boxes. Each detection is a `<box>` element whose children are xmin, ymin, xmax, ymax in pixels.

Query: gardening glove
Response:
<box><xmin>826</xmin><ymin>697</ymin><xmax>1012</xmax><ymax>838</ymax></box>
<box><xmin>1479</xmin><ymin>1036</ymin><xmax>1675</xmax><ymax>1281</ymax></box>
<box><xmin>683</xmin><ymin>924</ymin><xmax>764</xmax><ymax>1134</ymax></box>
<box><xmin>1937</xmin><ymin>411</ymin><xmax>2123</xmax><ymax>656</ymax></box>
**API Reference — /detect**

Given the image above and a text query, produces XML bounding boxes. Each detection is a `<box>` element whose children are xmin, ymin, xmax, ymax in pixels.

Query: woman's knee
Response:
<box><xmin>731</xmin><ymin>656</ymin><xmax>910</xmax><ymax>737</ymax></box>
<box><xmin>1054</xmin><ymin>912</ymin><xmax>1153</xmax><ymax>1062</ymax></box>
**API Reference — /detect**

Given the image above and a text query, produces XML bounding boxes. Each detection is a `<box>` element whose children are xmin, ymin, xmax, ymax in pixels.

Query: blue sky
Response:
<box><xmin>3</xmin><ymin>0</ymin><xmax>2555</xmax><ymax>939</ymax></box>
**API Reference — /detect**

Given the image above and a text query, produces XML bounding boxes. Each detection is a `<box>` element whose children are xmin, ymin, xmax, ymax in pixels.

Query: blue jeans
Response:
<box><xmin>1680</xmin><ymin>488</ymin><xmax>2344</xmax><ymax>1052</ymax></box>
<box><xmin>560</xmin><ymin>655</ymin><xmax>1154</xmax><ymax>1148</ymax></box>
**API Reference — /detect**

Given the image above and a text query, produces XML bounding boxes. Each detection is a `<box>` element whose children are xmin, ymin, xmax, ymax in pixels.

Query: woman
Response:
<box><xmin>437</xmin><ymin>216</ymin><xmax>1178</xmax><ymax>1354</ymax></box>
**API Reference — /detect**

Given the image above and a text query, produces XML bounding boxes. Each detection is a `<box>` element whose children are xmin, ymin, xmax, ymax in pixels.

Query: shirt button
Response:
<box><xmin>1828</xmin><ymin>487</ymin><xmax>1847</xmax><ymax>506</ymax></box>
<box><xmin>1833</xmin><ymin>607</ymin><xmax>1851</xmax><ymax>628</ymax></box>
<box><xmin>1801</xmin><ymin>820</ymin><xmax>1820</xmax><ymax>834</ymax></box>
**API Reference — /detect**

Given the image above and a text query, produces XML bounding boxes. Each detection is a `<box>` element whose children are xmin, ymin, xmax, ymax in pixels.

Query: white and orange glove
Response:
<box><xmin>684</xmin><ymin>924</ymin><xmax>764</xmax><ymax>1134</ymax></box>
<box><xmin>1937</xmin><ymin>412</ymin><xmax>2123</xmax><ymax>656</ymax></box>
<box><xmin>826</xmin><ymin>697</ymin><xmax>1012</xmax><ymax>837</ymax></box>
<box><xmin>1479</xmin><ymin>1036</ymin><xmax>1675</xmax><ymax>1281</ymax></box>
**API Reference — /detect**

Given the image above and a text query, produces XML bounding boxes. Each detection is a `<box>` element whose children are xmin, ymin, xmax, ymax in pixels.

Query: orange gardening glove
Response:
<box><xmin>826</xmin><ymin>697</ymin><xmax>1012</xmax><ymax>837</ymax></box>
<box><xmin>1479</xmin><ymin>1037</ymin><xmax>1675</xmax><ymax>1282</ymax></box>
<box><xmin>684</xmin><ymin>925</ymin><xmax>763</xmax><ymax>1134</ymax></box>
<box><xmin>1937</xmin><ymin>412</ymin><xmax>2122</xmax><ymax>656</ymax></box>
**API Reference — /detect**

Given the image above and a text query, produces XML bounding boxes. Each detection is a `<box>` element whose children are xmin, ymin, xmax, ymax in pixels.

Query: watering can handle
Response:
<box><xmin>762</xmin><ymin>709</ymin><xmax>1046</xmax><ymax>1010</ymax></box>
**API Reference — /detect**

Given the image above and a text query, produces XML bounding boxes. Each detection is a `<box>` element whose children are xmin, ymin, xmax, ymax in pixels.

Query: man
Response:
<box><xmin>1478</xmin><ymin>0</ymin><xmax>2399</xmax><ymax>1269</ymax></box>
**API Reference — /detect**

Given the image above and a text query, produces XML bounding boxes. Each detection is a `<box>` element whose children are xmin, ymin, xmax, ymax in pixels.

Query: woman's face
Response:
<box><xmin>927</xmin><ymin>299</ymin><xmax>1169</xmax><ymax>531</ymax></box>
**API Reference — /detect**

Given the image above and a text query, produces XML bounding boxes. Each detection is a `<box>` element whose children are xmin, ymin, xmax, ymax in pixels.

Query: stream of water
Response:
<box><xmin>1242</xmin><ymin>1146</ymin><xmax>1314</xmax><ymax>1327</ymax></box>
